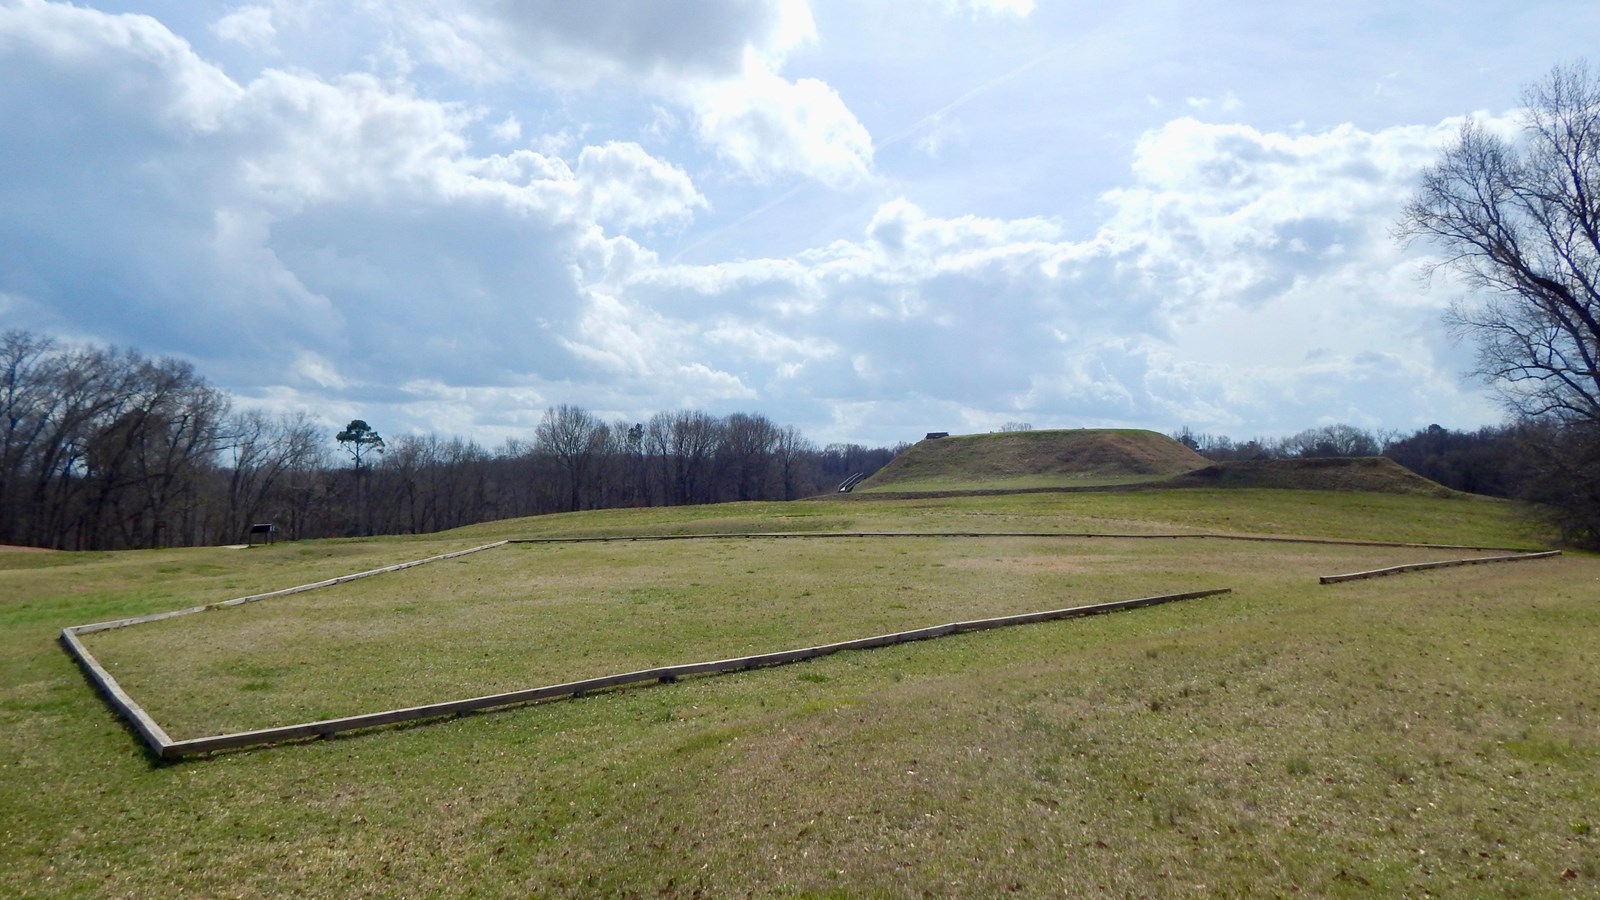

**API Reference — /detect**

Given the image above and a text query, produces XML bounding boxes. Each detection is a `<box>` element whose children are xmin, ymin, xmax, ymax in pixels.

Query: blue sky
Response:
<box><xmin>3</xmin><ymin>0</ymin><xmax>1596</xmax><ymax>447</ymax></box>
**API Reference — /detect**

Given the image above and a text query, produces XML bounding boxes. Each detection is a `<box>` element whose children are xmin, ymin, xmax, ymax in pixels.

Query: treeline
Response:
<box><xmin>1175</xmin><ymin>420</ymin><xmax>1600</xmax><ymax>544</ymax></box>
<box><xmin>1172</xmin><ymin>422</ymin><xmax>1529</xmax><ymax>498</ymax></box>
<box><xmin>0</xmin><ymin>331</ymin><xmax>899</xmax><ymax>551</ymax></box>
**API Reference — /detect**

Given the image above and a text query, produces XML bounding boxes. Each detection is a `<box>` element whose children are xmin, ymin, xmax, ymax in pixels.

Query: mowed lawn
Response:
<box><xmin>84</xmin><ymin>535</ymin><xmax>1491</xmax><ymax>740</ymax></box>
<box><xmin>4</xmin><ymin>490</ymin><xmax>1598</xmax><ymax>897</ymax></box>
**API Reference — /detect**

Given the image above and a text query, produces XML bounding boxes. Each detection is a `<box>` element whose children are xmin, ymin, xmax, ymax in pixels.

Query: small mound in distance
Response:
<box><xmin>856</xmin><ymin>429</ymin><xmax>1209</xmax><ymax>492</ymax></box>
<box><xmin>1168</xmin><ymin>456</ymin><xmax>1459</xmax><ymax>497</ymax></box>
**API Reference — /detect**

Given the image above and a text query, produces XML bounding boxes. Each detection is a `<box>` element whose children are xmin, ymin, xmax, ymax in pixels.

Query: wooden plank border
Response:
<box><xmin>57</xmin><ymin>541</ymin><xmax>510</xmax><ymax>760</ymax></box>
<box><xmin>60</xmin><ymin>528</ymin><xmax>1557</xmax><ymax>762</ymax></box>
<box><xmin>65</xmin><ymin>541</ymin><xmax>510</xmax><ymax>636</ymax></box>
<box><xmin>1318</xmin><ymin>550</ymin><xmax>1561</xmax><ymax>584</ymax></box>
<box><xmin>154</xmin><ymin>588</ymin><xmax>1231</xmax><ymax>759</ymax></box>
<box><xmin>505</xmin><ymin>532</ymin><xmax>1539</xmax><ymax>552</ymax></box>
<box><xmin>59</xmin><ymin>626</ymin><xmax>173</xmax><ymax>751</ymax></box>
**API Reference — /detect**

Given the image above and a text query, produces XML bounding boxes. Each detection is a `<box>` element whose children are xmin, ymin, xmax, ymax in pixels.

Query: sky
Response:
<box><xmin>3</xmin><ymin>0</ymin><xmax>1597</xmax><ymax>448</ymax></box>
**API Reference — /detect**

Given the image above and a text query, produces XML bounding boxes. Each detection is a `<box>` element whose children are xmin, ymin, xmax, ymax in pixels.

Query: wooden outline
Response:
<box><xmin>144</xmin><ymin>588</ymin><xmax>1230</xmax><ymax>758</ymax></box>
<box><xmin>1318</xmin><ymin>550</ymin><xmax>1561</xmax><ymax>584</ymax></box>
<box><xmin>60</xmin><ymin>530</ymin><xmax>1551</xmax><ymax>760</ymax></box>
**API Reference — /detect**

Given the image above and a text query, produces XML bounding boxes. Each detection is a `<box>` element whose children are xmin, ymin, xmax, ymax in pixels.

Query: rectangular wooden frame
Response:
<box><xmin>60</xmin><ymin>530</ymin><xmax>1554</xmax><ymax>761</ymax></box>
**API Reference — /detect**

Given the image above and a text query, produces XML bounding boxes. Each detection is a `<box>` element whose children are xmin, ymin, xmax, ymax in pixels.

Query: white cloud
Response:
<box><xmin>686</xmin><ymin>56</ymin><xmax>874</xmax><ymax>188</ymax></box>
<box><xmin>212</xmin><ymin>5</ymin><xmax>276</xmax><ymax>51</ymax></box>
<box><xmin>0</xmin><ymin>0</ymin><xmax>242</xmax><ymax>128</ymax></box>
<box><xmin>389</xmin><ymin>0</ymin><xmax>814</xmax><ymax>84</ymax></box>
<box><xmin>371</xmin><ymin>0</ymin><xmax>872</xmax><ymax>189</ymax></box>
<box><xmin>2</xmin><ymin>0</ymin><xmax>1552</xmax><ymax>447</ymax></box>
<box><xmin>290</xmin><ymin>351</ymin><xmax>350</xmax><ymax>389</ymax></box>
<box><xmin>1184</xmin><ymin>91</ymin><xmax>1243</xmax><ymax>113</ymax></box>
<box><xmin>0</xmin><ymin>1</ymin><xmax>710</xmax><ymax>421</ymax></box>
<box><xmin>232</xmin><ymin>71</ymin><xmax>478</xmax><ymax>205</ymax></box>
<box><xmin>488</xmin><ymin>113</ymin><xmax>520</xmax><ymax>143</ymax></box>
<box><xmin>531</xmin><ymin>127</ymin><xmax>585</xmax><ymax>157</ymax></box>
<box><xmin>676</xmin><ymin>362</ymin><xmax>758</xmax><ymax>402</ymax></box>
<box><xmin>575</xmin><ymin>141</ymin><xmax>706</xmax><ymax>232</ymax></box>
<box><xmin>940</xmin><ymin>0</ymin><xmax>1035</xmax><ymax>18</ymax></box>
<box><xmin>1097</xmin><ymin>116</ymin><xmax>1467</xmax><ymax>317</ymax></box>
<box><xmin>562</xmin><ymin>291</ymin><xmax>681</xmax><ymax>377</ymax></box>
<box><xmin>913</xmin><ymin>112</ymin><xmax>965</xmax><ymax>159</ymax></box>
<box><xmin>621</xmin><ymin>106</ymin><xmax>1509</xmax><ymax>437</ymax></box>
<box><xmin>703</xmin><ymin>321</ymin><xmax>837</xmax><ymax>367</ymax></box>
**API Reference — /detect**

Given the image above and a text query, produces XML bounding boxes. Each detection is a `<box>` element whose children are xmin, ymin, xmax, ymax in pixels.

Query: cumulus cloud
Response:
<box><xmin>574</xmin><ymin>141</ymin><xmax>706</xmax><ymax>232</ymax></box>
<box><xmin>488</xmin><ymin>113</ymin><xmax>520</xmax><ymax>143</ymax></box>
<box><xmin>686</xmin><ymin>58</ymin><xmax>874</xmax><ymax>189</ymax></box>
<box><xmin>392</xmin><ymin>0</ymin><xmax>813</xmax><ymax>84</ymax></box>
<box><xmin>376</xmin><ymin>0</ymin><xmax>874</xmax><ymax>188</ymax></box>
<box><xmin>0</xmin><ymin>0</ymin><xmax>1515</xmax><ymax>446</ymax></box>
<box><xmin>621</xmin><ymin>108</ymin><xmax>1502</xmax><ymax>438</ymax></box>
<box><xmin>1099</xmin><ymin>116</ymin><xmax>1464</xmax><ymax>315</ymax></box>
<box><xmin>1082</xmin><ymin>115</ymin><xmax>1505</xmax><ymax>430</ymax></box>
<box><xmin>0</xmin><ymin>1</ymin><xmax>714</xmax><ymax>427</ymax></box>
<box><xmin>212</xmin><ymin>5</ymin><xmax>276</xmax><ymax>51</ymax></box>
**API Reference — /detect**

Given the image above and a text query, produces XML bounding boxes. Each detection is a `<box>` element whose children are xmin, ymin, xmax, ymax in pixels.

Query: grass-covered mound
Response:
<box><xmin>1169</xmin><ymin>456</ymin><xmax>1459</xmax><ymax>497</ymax></box>
<box><xmin>856</xmin><ymin>428</ymin><xmax>1207</xmax><ymax>492</ymax></box>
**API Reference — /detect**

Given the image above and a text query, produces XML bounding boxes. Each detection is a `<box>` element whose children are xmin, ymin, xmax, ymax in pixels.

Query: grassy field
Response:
<box><xmin>83</xmin><ymin>535</ymin><xmax>1483</xmax><ymax>741</ymax></box>
<box><xmin>4</xmin><ymin>489</ymin><xmax>1598</xmax><ymax>897</ymax></box>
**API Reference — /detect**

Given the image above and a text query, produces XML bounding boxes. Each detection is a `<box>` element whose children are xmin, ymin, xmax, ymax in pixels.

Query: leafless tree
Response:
<box><xmin>1401</xmin><ymin>60</ymin><xmax>1600</xmax><ymax>426</ymax></box>
<box><xmin>219</xmin><ymin>410</ymin><xmax>324</xmax><ymax>541</ymax></box>
<box><xmin>648</xmin><ymin>410</ymin><xmax>722</xmax><ymax>505</ymax></box>
<box><xmin>535</xmin><ymin>404</ymin><xmax>606</xmax><ymax>512</ymax></box>
<box><xmin>1400</xmin><ymin>60</ymin><xmax>1600</xmax><ymax>543</ymax></box>
<box><xmin>774</xmin><ymin>425</ymin><xmax>815</xmax><ymax>500</ymax></box>
<box><xmin>0</xmin><ymin>330</ymin><xmax>907</xmax><ymax>546</ymax></box>
<box><xmin>718</xmin><ymin>412</ymin><xmax>780</xmax><ymax>501</ymax></box>
<box><xmin>1280</xmin><ymin>424</ymin><xmax>1381</xmax><ymax>458</ymax></box>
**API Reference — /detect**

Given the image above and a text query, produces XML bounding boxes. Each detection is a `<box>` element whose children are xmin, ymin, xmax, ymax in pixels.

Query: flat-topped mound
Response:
<box><xmin>856</xmin><ymin>429</ymin><xmax>1208</xmax><ymax>492</ymax></box>
<box><xmin>1168</xmin><ymin>456</ymin><xmax>1459</xmax><ymax>497</ymax></box>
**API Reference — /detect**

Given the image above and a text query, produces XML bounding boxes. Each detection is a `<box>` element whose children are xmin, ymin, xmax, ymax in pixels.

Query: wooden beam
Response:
<box><xmin>1319</xmin><ymin>550</ymin><xmax>1561</xmax><ymax>584</ymax></box>
<box><xmin>506</xmin><ymin>532</ymin><xmax>1537</xmax><ymax>552</ymax></box>
<box><xmin>62</xmin><ymin>527</ymin><xmax>1558</xmax><ymax>761</ymax></box>
<box><xmin>156</xmin><ymin>588</ymin><xmax>1232</xmax><ymax>759</ymax></box>
<box><xmin>68</xmin><ymin>541</ymin><xmax>508</xmax><ymax>635</ymax></box>
<box><xmin>58</xmin><ymin>627</ymin><xmax>173</xmax><ymax>753</ymax></box>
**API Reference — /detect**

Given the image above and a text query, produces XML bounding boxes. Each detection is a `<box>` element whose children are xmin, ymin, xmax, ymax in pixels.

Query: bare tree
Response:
<box><xmin>648</xmin><ymin>410</ymin><xmax>722</xmax><ymax>505</ymax></box>
<box><xmin>0</xmin><ymin>331</ymin><xmax>59</xmax><ymax>544</ymax></box>
<box><xmin>223</xmin><ymin>410</ymin><xmax>324</xmax><ymax>541</ymax></box>
<box><xmin>0</xmin><ymin>330</ymin><xmax>912</xmax><ymax>545</ymax></box>
<box><xmin>1400</xmin><ymin>60</ymin><xmax>1600</xmax><ymax>426</ymax></box>
<box><xmin>1280</xmin><ymin>424</ymin><xmax>1381</xmax><ymax>458</ymax></box>
<box><xmin>774</xmin><ymin>424</ymin><xmax>815</xmax><ymax>499</ymax></box>
<box><xmin>1400</xmin><ymin>60</ymin><xmax>1600</xmax><ymax>543</ymax></box>
<box><xmin>718</xmin><ymin>412</ymin><xmax>779</xmax><ymax>501</ymax></box>
<box><xmin>535</xmin><ymin>404</ymin><xmax>605</xmax><ymax>512</ymax></box>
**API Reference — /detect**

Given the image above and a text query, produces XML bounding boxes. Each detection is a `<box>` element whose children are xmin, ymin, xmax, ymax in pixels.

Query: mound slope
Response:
<box><xmin>858</xmin><ymin>429</ymin><xmax>1208</xmax><ymax>491</ymax></box>
<box><xmin>1168</xmin><ymin>456</ymin><xmax>1459</xmax><ymax>496</ymax></box>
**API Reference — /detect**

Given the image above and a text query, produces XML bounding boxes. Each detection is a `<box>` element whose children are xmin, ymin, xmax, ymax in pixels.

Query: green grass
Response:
<box><xmin>82</xmin><ymin>535</ymin><xmax>1474</xmax><ymax>740</ymax></box>
<box><xmin>4</xmin><ymin>489</ymin><xmax>1598</xmax><ymax>897</ymax></box>
<box><xmin>441</xmin><ymin>488</ymin><xmax>1545</xmax><ymax>548</ymax></box>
